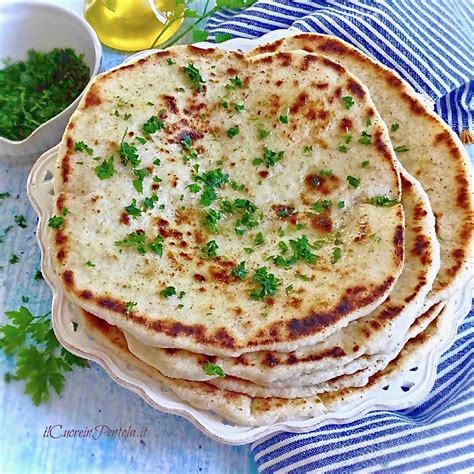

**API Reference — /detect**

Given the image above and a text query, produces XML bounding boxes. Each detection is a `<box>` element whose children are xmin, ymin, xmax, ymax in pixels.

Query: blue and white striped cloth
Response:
<box><xmin>207</xmin><ymin>0</ymin><xmax>473</xmax><ymax>134</ymax></box>
<box><xmin>207</xmin><ymin>1</ymin><xmax>474</xmax><ymax>471</ymax></box>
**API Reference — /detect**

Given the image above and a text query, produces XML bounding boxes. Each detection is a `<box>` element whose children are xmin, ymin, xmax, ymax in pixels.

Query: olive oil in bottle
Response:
<box><xmin>84</xmin><ymin>0</ymin><xmax>184</xmax><ymax>51</ymax></box>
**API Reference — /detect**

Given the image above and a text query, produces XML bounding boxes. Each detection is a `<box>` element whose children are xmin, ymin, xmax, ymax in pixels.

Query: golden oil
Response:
<box><xmin>84</xmin><ymin>0</ymin><xmax>184</xmax><ymax>51</ymax></box>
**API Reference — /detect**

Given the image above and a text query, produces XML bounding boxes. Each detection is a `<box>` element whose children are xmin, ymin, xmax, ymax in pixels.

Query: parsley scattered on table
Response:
<box><xmin>0</xmin><ymin>305</ymin><xmax>88</xmax><ymax>405</ymax></box>
<box><xmin>0</xmin><ymin>192</ymin><xmax>11</xmax><ymax>200</ymax></box>
<box><xmin>34</xmin><ymin>270</ymin><xmax>43</xmax><ymax>281</ymax></box>
<box><xmin>14</xmin><ymin>215</ymin><xmax>26</xmax><ymax>229</ymax></box>
<box><xmin>9</xmin><ymin>254</ymin><xmax>19</xmax><ymax>264</ymax></box>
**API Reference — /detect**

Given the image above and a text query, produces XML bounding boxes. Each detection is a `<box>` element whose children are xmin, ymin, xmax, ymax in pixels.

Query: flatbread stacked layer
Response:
<box><xmin>50</xmin><ymin>35</ymin><xmax>473</xmax><ymax>427</ymax></box>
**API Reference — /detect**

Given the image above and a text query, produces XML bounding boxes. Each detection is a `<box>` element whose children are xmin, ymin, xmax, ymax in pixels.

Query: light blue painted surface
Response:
<box><xmin>0</xmin><ymin>1</ymin><xmax>258</xmax><ymax>472</ymax></box>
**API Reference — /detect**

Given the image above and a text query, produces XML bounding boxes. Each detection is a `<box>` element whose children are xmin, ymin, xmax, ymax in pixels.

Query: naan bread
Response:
<box><xmin>249</xmin><ymin>34</ymin><xmax>473</xmax><ymax>306</ymax></box>
<box><xmin>122</xmin><ymin>168</ymin><xmax>439</xmax><ymax>385</ymax></box>
<box><xmin>52</xmin><ymin>46</ymin><xmax>403</xmax><ymax>356</ymax></box>
<box><xmin>79</xmin><ymin>303</ymin><xmax>448</xmax><ymax>426</ymax></box>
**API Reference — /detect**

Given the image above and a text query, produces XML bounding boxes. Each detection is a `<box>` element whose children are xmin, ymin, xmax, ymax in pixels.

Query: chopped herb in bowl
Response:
<box><xmin>0</xmin><ymin>48</ymin><xmax>90</xmax><ymax>141</ymax></box>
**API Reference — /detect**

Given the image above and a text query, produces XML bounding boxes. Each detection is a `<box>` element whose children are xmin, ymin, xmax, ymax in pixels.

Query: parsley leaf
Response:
<box><xmin>231</xmin><ymin>262</ymin><xmax>248</xmax><ymax>280</ymax></box>
<box><xmin>48</xmin><ymin>216</ymin><xmax>64</xmax><ymax>229</ymax></box>
<box><xmin>124</xmin><ymin>199</ymin><xmax>142</xmax><ymax>218</ymax></box>
<box><xmin>361</xmin><ymin>160</ymin><xmax>370</xmax><ymax>168</ymax></box>
<box><xmin>203</xmin><ymin>209</ymin><xmax>221</xmax><ymax>234</ymax></box>
<box><xmin>73</xmin><ymin>141</ymin><xmax>93</xmax><ymax>155</ymax></box>
<box><xmin>331</xmin><ymin>247</ymin><xmax>342</xmax><ymax>264</ymax></box>
<box><xmin>0</xmin><ymin>192</ymin><xmax>11</xmax><ymax>200</ymax></box>
<box><xmin>342</xmin><ymin>96</ymin><xmax>354</xmax><ymax>110</ymax></box>
<box><xmin>311</xmin><ymin>200</ymin><xmax>332</xmax><ymax>213</ymax></box>
<box><xmin>225</xmin><ymin>76</ymin><xmax>243</xmax><ymax>90</ymax></box>
<box><xmin>119</xmin><ymin>142</ymin><xmax>140</xmax><ymax>167</ymax></box>
<box><xmin>0</xmin><ymin>305</ymin><xmax>88</xmax><ymax>405</ymax></box>
<box><xmin>250</xmin><ymin>267</ymin><xmax>280</xmax><ymax>300</ymax></box>
<box><xmin>14</xmin><ymin>215</ymin><xmax>27</xmax><ymax>229</ymax></box>
<box><xmin>370</xmin><ymin>195</ymin><xmax>399</xmax><ymax>207</ymax></box>
<box><xmin>337</xmin><ymin>200</ymin><xmax>345</xmax><ymax>209</ymax></box>
<box><xmin>347</xmin><ymin>175</ymin><xmax>361</xmax><ymax>188</ymax></box>
<box><xmin>115</xmin><ymin>230</ymin><xmax>147</xmax><ymax>254</ymax></box>
<box><xmin>183</xmin><ymin>63</ymin><xmax>205</xmax><ymax>92</ymax></box>
<box><xmin>226</xmin><ymin>126</ymin><xmax>240</xmax><ymax>138</ymax></box>
<box><xmin>125</xmin><ymin>301</ymin><xmax>137</xmax><ymax>314</ymax></box>
<box><xmin>258</xmin><ymin>129</ymin><xmax>270</xmax><ymax>139</ymax></box>
<box><xmin>203</xmin><ymin>362</ymin><xmax>225</xmax><ymax>378</ymax></box>
<box><xmin>148</xmin><ymin>235</ymin><xmax>164</xmax><ymax>256</ymax></box>
<box><xmin>279</xmin><ymin>114</ymin><xmax>288</xmax><ymax>124</ymax></box>
<box><xmin>394</xmin><ymin>145</ymin><xmax>410</xmax><ymax>153</ymax></box>
<box><xmin>132</xmin><ymin>168</ymin><xmax>150</xmax><ymax>193</ymax></box>
<box><xmin>202</xmin><ymin>240</ymin><xmax>218</xmax><ymax>258</ymax></box>
<box><xmin>160</xmin><ymin>286</ymin><xmax>176</xmax><ymax>298</ymax></box>
<box><xmin>256</xmin><ymin>146</ymin><xmax>284</xmax><ymax>168</ymax></box>
<box><xmin>391</xmin><ymin>123</ymin><xmax>399</xmax><ymax>132</ymax></box>
<box><xmin>95</xmin><ymin>156</ymin><xmax>115</xmax><ymax>180</ymax></box>
<box><xmin>142</xmin><ymin>116</ymin><xmax>164</xmax><ymax>135</ymax></box>
<box><xmin>9</xmin><ymin>254</ymin><xmax>19</xmax><ymax>264</ymax></box>
<box><xmin>358</xmin><ymin>131</ymin><xmax>372</xmax><ymax>145</ymax></box>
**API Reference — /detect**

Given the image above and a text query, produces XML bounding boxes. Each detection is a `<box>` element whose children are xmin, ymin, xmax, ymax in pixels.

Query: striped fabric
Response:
<box><xmin>206</xmin><ymin>2</ymin><xmax>474</xmax><ymax>471</ymax></box>
<box><xmin>207</xmin><ymin>0</ymin><xmax>474</xmax><ymax>134</ymax></box>
<box><xmin>252</xmin><ymin>303</ymin><xmax>474</xmax><ymax>473</ymax></box>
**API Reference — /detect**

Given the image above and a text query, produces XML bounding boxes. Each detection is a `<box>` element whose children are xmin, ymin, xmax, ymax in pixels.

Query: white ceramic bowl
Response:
<box><xmin>0</xmin><ymin>1</ymin><xmax>102</xmax><ymax>162</ymax></box>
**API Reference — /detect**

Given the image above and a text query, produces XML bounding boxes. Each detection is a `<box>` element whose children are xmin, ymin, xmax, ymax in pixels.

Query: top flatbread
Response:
<box><xmin>52</xmin><ymin>46</ymin><xmax>403</xmax><ymax>356</ymax></box>
<box><xmin>122</xmin><ymin>168</ymin><xmax>439</xmax><ymax>385</ymax></box>
<box><xmin>250</xmin><ymin>33</ymin><xmax>473</xmax><ymax>306</ymax></box>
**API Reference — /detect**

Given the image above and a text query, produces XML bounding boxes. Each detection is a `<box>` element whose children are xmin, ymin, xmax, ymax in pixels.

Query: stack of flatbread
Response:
<box><xmin>50</xmin><ymin>34</ymin><xmax>473</xmax><ymax>426</ymax></box>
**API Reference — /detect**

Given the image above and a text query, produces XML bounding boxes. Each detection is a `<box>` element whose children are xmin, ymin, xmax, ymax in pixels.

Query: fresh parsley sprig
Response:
<box><xmin>0</xmin><ymin>306</ymin><xmax>88</xmax><ymax>405</ymax></box>
<box><xmin>150</xmin><ymin>0</ymin><xmax>257</xmax><ymax>49</ymax></box>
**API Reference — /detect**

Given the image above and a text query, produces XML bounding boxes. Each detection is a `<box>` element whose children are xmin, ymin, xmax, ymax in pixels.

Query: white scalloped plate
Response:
<box><xmin>28</xmin><ymin>143</ymin><xmax>472</xmax><ymax>445</ymax></box>
<box><xmin>26</xmin><ymin>30</ymin><xmax>471</xmax><ymax>443</ymax></box>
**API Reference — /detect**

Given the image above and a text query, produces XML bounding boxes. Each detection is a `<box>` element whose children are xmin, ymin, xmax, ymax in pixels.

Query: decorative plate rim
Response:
<box><xmin>26</xmin><ymin>30</ymin><xmax>472</xmax><ymax>444</ymax></box>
